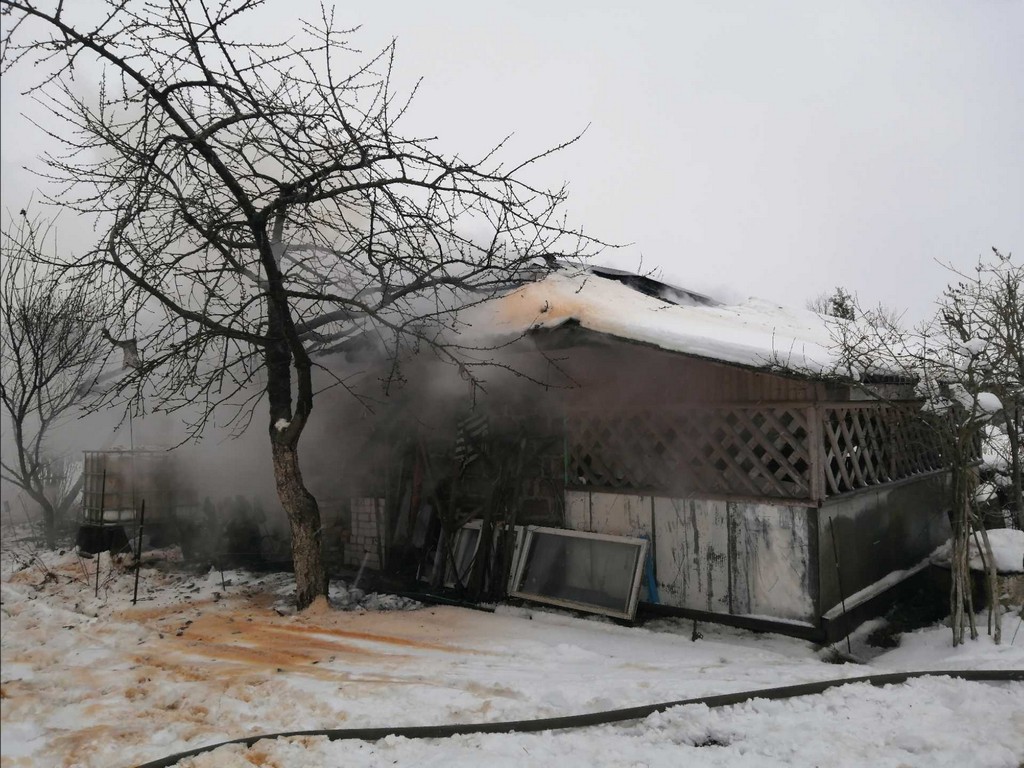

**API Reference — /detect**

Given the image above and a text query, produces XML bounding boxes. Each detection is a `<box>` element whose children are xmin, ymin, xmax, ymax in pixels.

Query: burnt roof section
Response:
<box><xmin>588</xmin><ymin>266</ymin><xmax>720</xmax><ymax>308</ymax></box>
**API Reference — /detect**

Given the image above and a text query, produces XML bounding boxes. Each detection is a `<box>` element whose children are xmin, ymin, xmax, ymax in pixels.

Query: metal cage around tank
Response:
<box><xmin>80</xmin><ymin>449</ymin><xmax>197</xmax><ymax>529</ymax></box>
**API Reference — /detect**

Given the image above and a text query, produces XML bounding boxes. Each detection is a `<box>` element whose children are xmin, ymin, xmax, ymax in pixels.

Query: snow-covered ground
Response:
<box><xmin>931</xmin><ymin>528</ymin><xmax>1024</xmax><ymax>574</ymax></box>
<box><xmin>2</xmin><ymin>534</ymin><xmax>1022</xmax><ymax>768</ymax></box>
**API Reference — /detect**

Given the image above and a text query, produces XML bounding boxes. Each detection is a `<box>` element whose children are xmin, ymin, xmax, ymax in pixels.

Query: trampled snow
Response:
<box><xmin>1</xmin><ymin>536</ymin><xmax>1022</xmax><ymax>768</ymax></box>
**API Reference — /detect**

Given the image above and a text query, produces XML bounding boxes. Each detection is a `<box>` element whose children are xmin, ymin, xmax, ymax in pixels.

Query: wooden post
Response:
<box><xmin>807</xmin><ymin>406</ymin><xmax>825</xmax><ymax>505</ymax></box>
<box><xmin>132</xmin><ymin>500</ymin><xmax>146</xmax><ymax>605</ymax></box>
<box><xmin>99</xmin><ymin>468</ymin><xmax>106</xmax><ymax>526</ymax></box>
<box><xmin>95</xmin><ymin>468</ymin><xmax>106</xmax><ymax>598</ymax></box>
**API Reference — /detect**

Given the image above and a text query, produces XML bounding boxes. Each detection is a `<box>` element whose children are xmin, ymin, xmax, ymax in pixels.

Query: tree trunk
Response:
<box><xmin>262</xmin><ymin>226</ymin><xmax>327</xmax><ymax>611</ymax></box>
<box><xmin>949</xmin><ymin>446</ymin><xmax>976</xmax><ymax>646</ymax></box>
<box><xmin>975</xmin><ymin>524</ymin><xmax>1002</xmax><ymax>643</ymax></box>
<box><xmin>23</xmin><ymin>483</ymin><xmax>58</xmax><ymax>549</ymax></box>
<box><xmin>41</xmin><ymin>501</ymin><xmax>56</xmax><ymax>550</ymax></box>
<box><xmin>271</xmin><ymin>440</ymin><xmax>327</xmax><ymax>610</ymax></box>
<box><xmin>1006</xmin><ymin>401</ymin><xmax>1024</xmax><ymax>530</ymax></box>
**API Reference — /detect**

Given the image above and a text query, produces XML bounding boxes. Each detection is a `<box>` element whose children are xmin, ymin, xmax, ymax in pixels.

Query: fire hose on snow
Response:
<box><xmin>134</xmin><ymin>668</ymin><xmax>1024</xmax><ymax>768</ymax></box>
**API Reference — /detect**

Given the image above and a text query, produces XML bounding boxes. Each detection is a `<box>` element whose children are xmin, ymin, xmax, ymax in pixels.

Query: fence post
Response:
<box><xmin>132</xmin><ymin>500</ymin><xmax>146</xmax><ymax>605</ymax></box>
<box><xmin>807</xmin><ymin>405</ymin><xmax>825</xmax><ymax>504</ymax></box>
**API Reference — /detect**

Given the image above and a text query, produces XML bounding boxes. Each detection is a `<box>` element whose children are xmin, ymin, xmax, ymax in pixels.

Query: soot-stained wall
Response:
<box><xmin>564</xmin><ymin>490</ymin><xmax>817</xmax><ymax>623</ymax></box>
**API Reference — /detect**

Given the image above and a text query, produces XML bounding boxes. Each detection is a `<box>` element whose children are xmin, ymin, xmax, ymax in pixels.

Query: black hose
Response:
<box><xmin>134</xmin><ymin>668</ymin><xmax>1023</xmax><ymax>768</ymax></box>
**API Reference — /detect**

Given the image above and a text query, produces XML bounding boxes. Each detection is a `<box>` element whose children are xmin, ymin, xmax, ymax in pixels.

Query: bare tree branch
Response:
<box><xmin>1</xmin><ymin>0</ymin><xmax>602</xmax><ymax>608</ymax></box>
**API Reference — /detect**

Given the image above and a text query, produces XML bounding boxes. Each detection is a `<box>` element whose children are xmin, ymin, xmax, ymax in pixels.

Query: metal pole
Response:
<box><xmin>95</xmin><ymin>468</ymin><xmax>107</xmax><ymax>598</ymax></box>
<box><xmin>99</xmin><ymin>468</ymin><xmax>107</xmax><ymax>526</ymax></box>
<box><xmin>132</xmin><ymin>499</ymin><xmax>146</xmax><ymax>605</ymax></box>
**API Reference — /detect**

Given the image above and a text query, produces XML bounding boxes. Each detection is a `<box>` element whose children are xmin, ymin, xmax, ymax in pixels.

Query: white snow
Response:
<box><xmin>931</xmin><ymin>529</ymin><xmax>1024</xmax><ymax>574</ymax></box>
<box><xmin>960</xmin><ymin>337</ymin><xmax>990</xmax><ymax>357</ymax></box>
<box><xmin>2</xmin><ymin>534</ymin><xmax>1022</xmax><ymax>768</ymax></box>
<box><xmin>983</xmin><ymin>427</ymin><xmax>1012</xmax><ymax>472</ymax></box>
<box><xmin>464</xmin><ymin>270</ymin><xmax>844</xmax><ymax>374</ymax></box>
<box><xmin>274</xmin><ymin>418</ymin><xmax>290</xmax><ymax>431</ymax></box>
<box><xmin>977</xmin><ymin>391</ymin><xmax>1004</xmax><ymax>415</ymax></box>
<box><xmin>977</xmin><ymin>482</ymin><xmax>999</xmax><ymax>504</ymax></box>
<box><xmin>822</xmin><ymin>559</ymin><xmax>931</xmax><ymax>620</ymax></box>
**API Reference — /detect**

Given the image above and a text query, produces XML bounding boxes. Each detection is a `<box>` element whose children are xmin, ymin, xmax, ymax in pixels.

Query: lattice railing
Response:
<box><xmin>566</xmin><ymin>406</ymin><xmax>813</xmax><ymax>500</ymax></box>
<box><xmin>821</xmin><ymin>405</ymin><xmax>949</xmax><ymax>495</ymax></box>
<box><xmin>566</xmin><ymin>402</ymin><xmax>955</xmax><ymax>501</ymax></box>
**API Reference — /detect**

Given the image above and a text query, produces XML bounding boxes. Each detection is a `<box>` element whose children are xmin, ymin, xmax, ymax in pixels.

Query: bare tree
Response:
<box><xmin>1</xmin><ymin>1</ymin><xmax>596</xmax><ymax>608</ymax></box>
<box><xmin>0</xmin><ymin>217</ymin><xmax>106</xmax><ymax>548</ymax></box>
<box><xmin>939</xmin><ymin>249</ymin><xmax>1023</xmax><ymax>530</ymax></box>
<box><xmin>820</xmin><ymin>255</ymin><xmax>1020</xmax><ymax>646</ymax></box>
<box><xmin>808</xmin><ymin>287</ymin><xmax>857</xmax><ymax>321</ymax></box>
<box><xmin>808</xmin><ymin>286</ymin><xmax>902</xmax><ymax>331</ymax></box>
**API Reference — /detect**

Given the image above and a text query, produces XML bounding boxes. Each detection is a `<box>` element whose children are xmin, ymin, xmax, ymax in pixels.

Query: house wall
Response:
<box><xmin>549</xmin><ymin>335</ymin><xmax>825</xmax><ymax>503</ymax></box>
<box><xmin>564</xmin><ymin>490</ymin><xmax>817</xmax><ymax>622</ymax></box>
<box><xmin>543</xmin><ymin>333</ymin><xmax>822</xmax><ymax>406</ymax></box>
<box><xmin>817</xmin><ymin>472</ymin><xmax>950</xmax><ymax>614</ymax></box>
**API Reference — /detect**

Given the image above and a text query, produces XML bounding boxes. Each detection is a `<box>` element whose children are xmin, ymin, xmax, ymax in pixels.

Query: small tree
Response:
<box><xmin>821</xmin><ymin>254</ymin><xmax>1020</xmax><ymax>645</ymax></box>
<box><xmin>808</xmin><ymin>287</ymin><xmax>857</xmax><ymax>321</ymax></box>
<box><xmin>2</xmin><ymin>1</ymin><xmax>596</xmax><ymax>608</ymax></box>
<box><xmin>0</xmin><ymin>218</ymin><xmax>106</xmax><ymax>547</ymax></box>
<box><xmin>939</xmin><ymin>250</ymin><xmax>1023</xmax><ymax>529</ymax></box>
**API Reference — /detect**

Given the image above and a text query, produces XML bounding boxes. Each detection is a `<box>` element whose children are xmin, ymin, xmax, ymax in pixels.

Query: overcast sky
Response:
<box><xmin>2</xmin><ymin>1</ymin><xmax>1021</xmax><ymax>322</ymax></box>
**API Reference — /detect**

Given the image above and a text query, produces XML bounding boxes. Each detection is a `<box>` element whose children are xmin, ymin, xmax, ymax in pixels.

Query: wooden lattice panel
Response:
<box><xmin>821</xmin><ymin>405</ymin><xmax>946</xmax><ymax>495</ymax></box>
<box><xmin>567</xmin><ymin>406</ymin><xmax>813</xmax><ymax>500</ymax></box>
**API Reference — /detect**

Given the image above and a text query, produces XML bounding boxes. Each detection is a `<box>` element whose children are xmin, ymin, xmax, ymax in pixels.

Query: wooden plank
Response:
<box><xmin>823</xmin><ymin>412</ymin><xmax>854</xmax><ymax>492</ymax></box>
<box><xmin>835</xmin><ymin>412</ymin><xmax>866</xmax><ymax>488</ymax></box>
<box><xmin>847</xmin><ymin>411</ymin><xmax>878</xmax><ymax>485</ymax></box>
<box><xmin>564</xmin><ymin>491</ymin><xmax>591</xmax><ymax>531</ymax></box>
<box><xmin>807</xmin><ymin>405</ymin><xmax>826</xmax><ymax>504</ymax></box>
<box><xmin>702</xmin><ymin>431</ymin><xmax>767</xmax><ymax>497</ymax></box>
<box><xmin>653</xmin><ymin>497</ymin><xmax>730</xmax><ymax>613</ymax></box>
<box><xmin>723</xmin><ymin>414</ymin><xmax>792</xmax><ymax>497</ymax></box>
<box><xmin>736</xmin><ymin>410</ymin><xmax>809</xmax><ymax>493</ymax></box>
<box><xmin>588</xmin><ymin>492</ymin><xmax>653</xmax><ymax>537</ymax></box>
<box><xmin>728</xmin><ymin>501</ymin><xmax>815</xmax><ymax>621</ymax></box>
<box><xmin>761</xmin><ymin>408</ymin><xmax>812</xmax><ymax>465</ymax></box>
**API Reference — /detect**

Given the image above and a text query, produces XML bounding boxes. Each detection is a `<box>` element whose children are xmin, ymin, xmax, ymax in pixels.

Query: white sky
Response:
<box><xmin>1</xmin><ymin>0</ymin><xmax>1022</xmax><ymax>322</ymax></box>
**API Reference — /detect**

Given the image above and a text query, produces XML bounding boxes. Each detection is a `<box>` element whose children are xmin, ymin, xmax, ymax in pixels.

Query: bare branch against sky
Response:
<box><xmin>0</xmin><ymin>0</ymin><xmax>599</xmax><ymax>608</ymax></box>
<box><xmin>2</xmin><ymin>1</ymin><xmax>1021</xmax><ymax>321</ymax></box>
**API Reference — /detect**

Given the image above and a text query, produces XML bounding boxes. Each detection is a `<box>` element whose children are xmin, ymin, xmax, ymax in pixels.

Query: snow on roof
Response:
<box><xmin>466</xmin><ymin>269</ymin><xmax>841</xmax><ymax>375</ymax></box>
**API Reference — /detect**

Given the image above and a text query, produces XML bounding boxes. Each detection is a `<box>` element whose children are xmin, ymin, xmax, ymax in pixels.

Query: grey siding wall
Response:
<box><xmin>817</xmin><ymin>472</ymin><xmax>949</xmax><ymax>613</ymax></box>
<box><xmin>564</xmin><ymin>491</ymin><xmax>816</xmax><ymax>622</ymax></box>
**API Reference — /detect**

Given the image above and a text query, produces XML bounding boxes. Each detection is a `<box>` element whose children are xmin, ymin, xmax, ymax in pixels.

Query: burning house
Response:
<box><xmin>329</xmin><ymin>266</ymin><xmax>952</xmax><ymax>640</ymax></box>
<box><xmin>329</xmin><ymin>268</ymin><xmax>958</xmax><ymax>638</ymax></box>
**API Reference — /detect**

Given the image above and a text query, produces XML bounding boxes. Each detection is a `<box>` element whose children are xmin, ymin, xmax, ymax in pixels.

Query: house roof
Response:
<box><xmin>465</xmin><ymin>268</ymin><xmax>844</xmax><ymax>375</ymax></box>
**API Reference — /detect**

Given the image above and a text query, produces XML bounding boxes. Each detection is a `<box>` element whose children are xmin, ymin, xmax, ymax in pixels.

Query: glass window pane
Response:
<box><xmin>515</xmin><ymin>529</ymin><xmax>645</xmax><ymax>617</ymax></box>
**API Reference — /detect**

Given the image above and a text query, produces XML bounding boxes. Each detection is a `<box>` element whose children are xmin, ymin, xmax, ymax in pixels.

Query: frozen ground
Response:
<box><xmin>1</xmin><ymin>534</ymin><xmax>1022</xmax><ymax>768</ymax></box>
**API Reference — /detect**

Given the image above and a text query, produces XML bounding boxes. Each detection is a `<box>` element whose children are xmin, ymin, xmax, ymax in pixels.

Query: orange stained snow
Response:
<box><xmin>0</xmin><ymin>584</ymin><xmax>495</xmax><ymax>768</ymax></box>
<box><xmin>493</xmin><ymin>278</ymin><xmax>585</xmax><ymax>331</ymax></box>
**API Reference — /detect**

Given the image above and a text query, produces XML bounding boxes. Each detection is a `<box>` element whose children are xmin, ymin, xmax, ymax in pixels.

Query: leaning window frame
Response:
<box><xmin>444</xmin><ymin>520</ymin><xmax>484</xmax><ymax>588</ymax></box>
<box><xmin>442</xmin><ymin>520</ymin><xmax>528</xmax><ymax>593</ymax></box>
<box><xmin>509</xmin><ymin>526</ymin><xmax>649</xmax><ymax>621</ymax></box>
